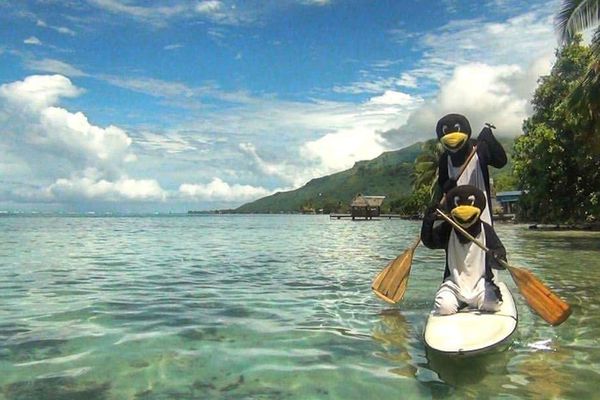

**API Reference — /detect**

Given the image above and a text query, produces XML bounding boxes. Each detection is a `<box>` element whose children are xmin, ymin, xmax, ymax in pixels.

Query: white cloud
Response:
<box><xmin>332</xmin><ymin>73</ymin><xmax>419</xmax><ymax>95</ymax></box>
<box><xmin>368</xmin><ymin>90</ymin><xmax>415</xmax><ymax>106</ymax></box>
<box><xmin>397</xmin><ymin>73</ymin><xmax>418</xmax><ymax>88</ymax></box>
<box><xmin>0</xmin><ymin>75</ymin><xmax>165</xmax><ymax>204</ymax></box>
<box><xmin>1</xmin><ymin>75</ymin><xmax>134</xmax><ymax>175</ymax></box>
<box><xmin>238</xmin><ymin>142</ymin><xmax>308</xmax><ymax>188</ymax></box>
<box><xmin>412</xmin><ymin>8</ymin><xmax>556</xmax><ymax>85</ymax></box>
<box><xmin>55</xmin><ymin>26</ymin><xmax>76</xmax><ymax>36</ymax></box>
<box><xmin>164</xmin><ymin>43</ymin><xmax>183</xmax><ymax>50</ymax></box>
<box><xmin>179</xmin><ymin>178</ymin><xmax>271</xmax><ymax>201</ymax></box>
<box><xmin>138</xmin><ymin>131</ymin><xmax>197</xmax><ymax>154</ymax></box>
<box><xmin>383</xmin><ymin>57</ymin><xmax>553</xmax><ymax>148</ymax></box>
<box><xmin>24</xmin><ymin>36</ymin><xmax>42</xmax><ymax>45</ymax></box>
<box><xmin>300</xmin><ymin>126</ymin><xmax>387</xmax><ymax>173</ymax></box>
<box><xmin>300</xmin><ymin>0</ymin><xmax>331</xmax><ymax>5</ymax></box>
<box><xmin>88</xmin><ymin>0</ymin><xmax>186</xmax><ymax>21</ymax></box>
<box><xmin>48</xmin><ymin>176</ymin><xmax>166</xmax><ymax>202</ymax></box>
<box><xmin>38</xmin><ymin>106</ymin><xmax>135</xmax><ymax>174</ymax></box>
<box><xmin>103</xmin><ymin>76</ymin><xmax>196</xmax><ymax>98</ymax></box>
<box><xmin>0</xmin><ymin>74</ymin><xmax>83</xmax><ymax>110</ymax></box>
<box><xmin>36</xmin><ymin>19</ymin><xmax>76</xmax><ymax>36</ymax></box>
<box><xmin>333</xmin><ymin>76</ymin><xmax>403</xmax><ymax>94</ymax></box>
<box><xmin>239</xmin><ymin>142</ymin><xmax>284</xmax><ymax>177</ymax></box>
<box><xmin>381</xmin><ymin>6</ymin><xmax>557</xmax><ymax>148</ymax></box>
<box><xmin>196</xmin><ymin>1</ymin><xmax>222</xmax><ymax>14</ymax></box>
<box><xmin>152</xmin><ymin>89</ymin><xmax>422</xmax><ymax>188</ymax></box>
<box><xmin>88</xmin><ymin>0</ymin><xmax>251</xmax><ymax>26</ymax></box>
<box><xmin>26</xmin><ymin>59</ymin><xmax>87</xmax><ymax>77</ymax></box>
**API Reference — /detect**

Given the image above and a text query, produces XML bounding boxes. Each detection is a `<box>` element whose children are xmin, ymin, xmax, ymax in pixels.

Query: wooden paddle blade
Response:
<box><xmin>506</xmin><ymin>264</ymin><xmax>572</xmax><ymax>326</ymax></box>
<box><xmin>372</xmin><ymin>241</ymin><xmax>419</xmax><ymax>304</ymax></box>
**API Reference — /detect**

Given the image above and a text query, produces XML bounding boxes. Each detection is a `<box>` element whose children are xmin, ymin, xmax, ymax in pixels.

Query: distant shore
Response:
<box><xmin>528</xmin><ymin>223</ymin><xmax>600</xmax><ymax>232</ymax></box>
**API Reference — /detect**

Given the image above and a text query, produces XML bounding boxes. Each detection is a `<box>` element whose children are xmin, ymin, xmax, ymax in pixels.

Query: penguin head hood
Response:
<box><xmin>436</xmin><ymin>114</ymin><xmax>471</xmax><ymax>153</ymax></box>
<box><xmin>445</xmin><ymin>185</ymin><xmax>486</xmax><ymax>229</ymax></box>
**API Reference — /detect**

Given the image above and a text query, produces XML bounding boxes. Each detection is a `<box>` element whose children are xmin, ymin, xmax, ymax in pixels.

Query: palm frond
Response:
<box><xmin>557</xmin><ymin>0</ymin><xmax>600</xmax><ymax>44</ymax></box>
<box><xmin>566</xmin><ymin>27</ymin><xmax>600</xmax><ymax>121</ymax></box>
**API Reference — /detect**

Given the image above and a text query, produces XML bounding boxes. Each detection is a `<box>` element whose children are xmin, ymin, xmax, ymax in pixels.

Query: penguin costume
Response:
<box><xmin>435</xmin><ymin>114</ymin><xmax>507</xmax><ymax>225</ymax></box>
<box><xmin>421</xmin><ymin>185</ymin><xmax>507</xmax><ymax>315</ymax></box>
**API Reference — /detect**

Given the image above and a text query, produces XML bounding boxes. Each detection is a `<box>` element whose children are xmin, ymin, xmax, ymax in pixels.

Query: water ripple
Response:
<box><xmin>0</xmin><ymin>215</ymin><xmax>598</xmax><ymax>399</ymax></box>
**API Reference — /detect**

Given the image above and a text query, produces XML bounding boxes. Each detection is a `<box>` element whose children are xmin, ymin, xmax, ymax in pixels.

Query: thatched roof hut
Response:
<box><xmin>350</xmin><ymin>194</ymin><xmax>385</xmax><ymax>220</ymax></box>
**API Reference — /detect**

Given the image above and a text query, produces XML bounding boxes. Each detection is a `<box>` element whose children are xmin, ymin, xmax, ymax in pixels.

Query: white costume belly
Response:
<box><xmin>444</xmin><ymin>226</ymin><xmax>487</xmax><ymax>302</ymax></box>
<box><xmin>448</xmin><ymin>152</ymin><xmax>492</xmax><ymax>225</ymax></box>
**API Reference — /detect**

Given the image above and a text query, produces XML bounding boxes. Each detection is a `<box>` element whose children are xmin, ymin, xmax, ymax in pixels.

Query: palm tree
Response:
<box><xmin>556</xmin><ymin>0</ymin><xmax>600</xmax><ymax>128</ymax></box>
<box><xmin>556</xmin><ymin>0</ymin><xmax>600</xmax><ymax>44</ymax></box>
<box><xmin>411</xmin><ymin>139</ymin><xmax>443</xmax><ymax>196</ymax></box>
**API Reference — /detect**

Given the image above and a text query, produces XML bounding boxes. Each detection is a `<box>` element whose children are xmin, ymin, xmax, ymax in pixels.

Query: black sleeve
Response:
<box><xmin>477</xmin><ymin>126</ymin><xmax>507</xmax><ymax>168</ymax></box>
<box><xmin>437</xmin><ymin>153</ymin><xmax>449</xmax><ymax>195</ymax></box>
<box><xmin>421</xmin><ymin>208</ymin><xmax>451</xmax><ymax>249</ymax></box>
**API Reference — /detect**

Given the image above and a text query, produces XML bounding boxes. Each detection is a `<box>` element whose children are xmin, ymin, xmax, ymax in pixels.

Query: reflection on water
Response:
<box><xmin>0</xmin><ymin>216</ymin><xmax>599</xmax><ymax>399</ymax></box>
<box><xmin>371</xmin><ymin>309</ymin><xmax>418</xmax><ymax>379</ymax></box>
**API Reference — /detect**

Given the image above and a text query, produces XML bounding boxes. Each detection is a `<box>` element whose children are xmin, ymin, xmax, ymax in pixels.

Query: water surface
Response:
<box><xmin>0</xmin><ymin>215</ymin><xmax>598</xmax><ymax>399</ymax></box>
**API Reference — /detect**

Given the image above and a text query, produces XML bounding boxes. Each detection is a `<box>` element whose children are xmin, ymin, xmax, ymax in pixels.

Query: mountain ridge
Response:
<box><xmin>233</xmin><ymin>136</ymin><xmax>516</xmax><ymax>214</ymax></box>
<box><xmin>234</xmin><ymin>142</ymin><xmax>423</xmax><ymax>213</ymax></box>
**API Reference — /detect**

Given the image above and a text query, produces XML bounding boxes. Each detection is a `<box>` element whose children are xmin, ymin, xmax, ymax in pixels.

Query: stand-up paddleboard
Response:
<box><xmin>423</xmin><ymin>282</ymin><xmax>517</xmax><ymax>356</ymax></box>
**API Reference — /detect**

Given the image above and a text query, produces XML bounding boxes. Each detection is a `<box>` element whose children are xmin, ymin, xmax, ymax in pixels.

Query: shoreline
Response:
<box><xmin>527</xmin><ymin>223</ymin><xmax>600</xmax><ymax>232</ymax></box>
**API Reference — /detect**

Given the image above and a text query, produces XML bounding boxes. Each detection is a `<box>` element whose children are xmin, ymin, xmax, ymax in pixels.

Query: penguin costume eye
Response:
<box><xmin>454</xmin><ymin>196</ymin><xmax>460</xmax><ymax>207</ymax></box>
<box><xmin>442</xmin><ymin>125</ymin><xmax>449</xmax><ymax>134</ymax></box>
<box><xmin>454</xmin><ymin>123</ymin><xmax>461</xmax><ymax>132</ymax></box>
<box><xmin>467</xmin><ymin>194</ymin><xmax>475</xmax><ymax>206</ymax></box>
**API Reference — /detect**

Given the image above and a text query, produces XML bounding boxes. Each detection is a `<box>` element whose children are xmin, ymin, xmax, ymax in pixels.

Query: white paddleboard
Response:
<box><xmin>423</xmin><ymin>282</ymin><xmax>517</xmax><ymax>356</ymax></box>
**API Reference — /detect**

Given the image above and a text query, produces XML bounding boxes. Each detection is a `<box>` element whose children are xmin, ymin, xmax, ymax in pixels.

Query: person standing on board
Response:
<box><xmin>435</xmin><ymin>114</ymin><xmax>507</xmax><ymax>225</ymax></box>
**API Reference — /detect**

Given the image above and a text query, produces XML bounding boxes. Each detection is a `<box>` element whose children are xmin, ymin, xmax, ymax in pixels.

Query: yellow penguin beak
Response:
<box><xmin>440</xmin><ymin>132</ymin><xmax>468</xmax><ymax>152</ymax></box>
<box><xmin>451</xmin><ymin>205</ymin><xmax>481</xmax><ymax>228</ymax></box>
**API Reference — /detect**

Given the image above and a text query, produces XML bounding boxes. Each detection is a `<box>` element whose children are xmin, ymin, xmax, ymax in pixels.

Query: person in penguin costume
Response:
<box><xmin>421</xmin><ymin>184</ymin><xmax>507</xmax><ymax>315</ymax></box>
<box><xmin>435</xmin><ymin>114</ymin><xmax>507</xmax><ymax>225</ymax></box>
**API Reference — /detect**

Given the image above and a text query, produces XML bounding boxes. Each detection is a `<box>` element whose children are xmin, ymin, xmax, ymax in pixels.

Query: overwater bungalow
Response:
<box><xmin>350</xmin><ymin>194</ymin><xmax>385</xmax><ymax>220</ymax></box>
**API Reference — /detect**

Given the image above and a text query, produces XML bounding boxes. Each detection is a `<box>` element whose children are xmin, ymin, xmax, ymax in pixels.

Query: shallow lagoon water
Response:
<box><xmin>0</xmin><ymin>214</ymin><xmax>599</xmax><ymax>399</ymax></box>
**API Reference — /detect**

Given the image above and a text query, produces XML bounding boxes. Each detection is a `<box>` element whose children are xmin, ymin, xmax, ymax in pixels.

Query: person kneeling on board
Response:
<box><xmin>421</xmin><ymin>185</ymin><xmax>507</xmax><ymax>315</ymax></box>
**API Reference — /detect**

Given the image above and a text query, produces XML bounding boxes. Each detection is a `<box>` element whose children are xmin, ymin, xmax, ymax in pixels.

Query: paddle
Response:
<box><xmin>435</xmin><ymin>208</ymin><xmax>572</xmax><ymax>326</ymax></box>
<box><xmin>371</xmin><ymin>237</ymin><xmax>420</xmax><ymax>304</ymax></box>
<box><xmin>371</xmin><ymin>146</ymin><xmax>478</xmax><ymax>304</ymax></box>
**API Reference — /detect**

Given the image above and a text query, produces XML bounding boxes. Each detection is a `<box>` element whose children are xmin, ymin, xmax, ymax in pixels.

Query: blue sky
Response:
<box><xmin>0</xmin><ymin>0</ymin><xmax>562</xmax><ymax>212</ymax></box>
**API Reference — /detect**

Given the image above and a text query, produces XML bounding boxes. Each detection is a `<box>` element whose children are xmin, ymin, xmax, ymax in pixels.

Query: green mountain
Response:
<box><xmin>235</xmin><ymin>142</ymin><xmax>423</xmax><ymax>213</ymax></box>
<box><xmin>234</xmin><ymin>137</ymin><xmax>516</xmax><ymax>214</ymax></box>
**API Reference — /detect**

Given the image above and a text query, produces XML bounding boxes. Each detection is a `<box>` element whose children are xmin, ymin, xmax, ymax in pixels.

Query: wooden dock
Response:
<box><xmin>329</xmin><ymin>213</ymin><xmax>408</xmax><ymax>220</ymax></box>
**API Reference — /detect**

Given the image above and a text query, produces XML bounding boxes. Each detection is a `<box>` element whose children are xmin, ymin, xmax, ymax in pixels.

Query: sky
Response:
<box><xmin>0</xmin><ymin>0</ymin><xmax>565</xmax><ymax>212</ymax></box>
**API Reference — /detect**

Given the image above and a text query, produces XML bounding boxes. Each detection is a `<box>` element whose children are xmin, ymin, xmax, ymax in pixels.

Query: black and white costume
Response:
<box><xmin>435</xmin><ymin>114</ymin><xmax>507</xmax><ymax>224</ymax></box>
<box><xmin>421</xmin><ymin>185</ymin><xmax>507</xmax><ymax>315</ymax></box>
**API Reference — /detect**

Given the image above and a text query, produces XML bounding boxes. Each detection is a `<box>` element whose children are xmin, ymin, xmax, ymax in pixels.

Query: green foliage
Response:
<box><xmin>513</xmin><ymin>37</ymin><xmax>600</xmax><ymax>223</ymax></box>
<box><xmin>566</xmin><ymin>29</ymin><xmax>600</xmax><ymax>137</ymax></box>
<box><xmin>389</xmin><ymin>186</ymin><xmax>430</xmax><ymax>216</ymax></box>
<box><xmin>491</xmin><ymin>137</ymin><xmax>516</xmax><ymax>192</ymax></box>
<box><xmin>411</xmin><ymin>139</ymin><xmax>443</xmax><ymax>196</ymax></box>
<box><xmin>492</xmin><ymin>170</ymin><xmax>518</xmax><ymax>192</ymax></box>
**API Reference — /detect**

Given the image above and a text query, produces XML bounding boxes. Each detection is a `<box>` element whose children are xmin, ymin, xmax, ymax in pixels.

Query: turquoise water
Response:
<box><xmin>0</xmin><ymin>214</ymin><xmax>599</xmax><ymax>399</ymax></box>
